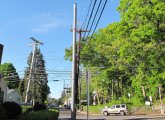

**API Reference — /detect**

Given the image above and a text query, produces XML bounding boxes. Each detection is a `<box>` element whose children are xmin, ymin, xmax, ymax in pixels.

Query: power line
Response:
<box><xmin>87</xmin><ymin>0</ymin><xmax>103</xmax><ymax>37</ymax></box>
<box><xmin>81</xmin><ymin>0</ymin><xmax>108</xmax><ymax>39</ymax></box>
<box><xmin>81</xmin><ymin>0</ymin><xmax>93</xmax><ymax>30</ymax></box>
<box><xmin>83</xmin><ymin>0</ymin><xmax>97</xmax><ymax>38</ymax></box>
<box><xmin>91</xmin><ymin>0</ymin><xmax>108</xmax><ymax>36</ymax></box>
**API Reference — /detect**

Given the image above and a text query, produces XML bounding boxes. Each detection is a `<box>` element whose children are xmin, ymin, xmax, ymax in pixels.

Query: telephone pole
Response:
<box><xmin>24</xmin><ymin>37</ymin><xmax>43</xmax><ymax>105</ymax></box>
<box><xmin>71</xmin><ymin>2</ymin><xmax>89</xmax><ymax>119</ymax></box>
<box><xmin>76</xmin><ymin>29</ymin><xmax>89</xmax><ymax>108</ymax></box>
<box><xmin>71</xmin><ymin>2</ymin><xmax>77</xmax><ymax>120</ymax></box>
<box><xmin>70</xmin><ymin>27</ymin><xmax>90</xmax><ymax>114</ymax></box>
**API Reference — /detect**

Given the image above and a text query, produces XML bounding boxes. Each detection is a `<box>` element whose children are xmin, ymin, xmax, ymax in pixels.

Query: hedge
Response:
<box><xmin>22</xmin><ymin>110</ymin><xmax>59</xmax><ymax>120</ymax></box>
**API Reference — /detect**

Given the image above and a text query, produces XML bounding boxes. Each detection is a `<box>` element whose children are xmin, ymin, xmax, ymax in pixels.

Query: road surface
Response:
<box><xmin>58</xmin><ymin>108</ymin><xmax>165</xmax><ymax>120</ymax></box>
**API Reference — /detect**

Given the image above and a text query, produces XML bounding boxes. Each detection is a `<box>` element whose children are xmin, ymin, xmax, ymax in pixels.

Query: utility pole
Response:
<box><xmin>70</xmin><ymin>29</ymin><xmax>89</xmax><ymax>110</ymax></box>
<box><xmin>85</xmin><ymin>70</ymin><xmax>90</xmax><ymax>120</ymax></box>
<box><xmin>76</xmin><ymin>29</ymin><xmax>89</xmax><ymax>108</ymax></box>
<box><xmin>71</xmin><ymin>2</ymin><xmax>77</xmax><ymax>120</ymax></box>
<box><xmin>71</xmin><ymin>2</ymin><xmax>89</xmax><ymax>119</ymax></box>
<box><xmin>64</xmin><ymin>84</ymin><xmax>69</xmax><ymax>107</ymax></box>
<box><xmin>24</xmin><ymin>37</ymin><xmax>43</xmax><ymax>105</ymax></box>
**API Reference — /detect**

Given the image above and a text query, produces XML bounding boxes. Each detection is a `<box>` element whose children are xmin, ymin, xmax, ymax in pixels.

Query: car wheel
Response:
<box><xmin>120</xmin><ymin>111</ymin><xmax>125</xmax><ymax>116</ymax></box>
<box><xmin>103</xmin><ymin>111</ymin><xmax>109</xmax><ymax>116</ymax></box>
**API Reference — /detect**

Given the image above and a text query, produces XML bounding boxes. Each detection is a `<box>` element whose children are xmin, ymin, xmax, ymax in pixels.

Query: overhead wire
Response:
<box><xmin>86</xmin><ymin>0</ymin><xmax>103</xmax><ymax>37</ymax></box>
<box><xmin>81</xmin><ymin>0</ymin><xmax>93</xmax><ymax>30</ymax></box>
<box><xmin>91</xmin><ymin>0</ymin><xmax>108</xmax><ymax>36</ymax></box>
<box><xmin>83</xmin><ymin>0</ymin><xmax>97</xmax><ymax>38</ymax></box>
<box><xmin>81</xmin><ymin>0</ymin><xmax>108</xmax><ymax>39</ymax></box>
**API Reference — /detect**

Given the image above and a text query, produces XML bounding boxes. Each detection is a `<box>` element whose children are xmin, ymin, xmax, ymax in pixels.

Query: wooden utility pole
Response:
<box><xmin>25</xmin><ymin>37</ymin><xmax>43</xmax><ymax>105</ymax></box>
<box><xmin>70</xmin><ymin>27</ymin><xmax>89</xmax><ymax>118</ymax></box>
<box><xmin>76</xmin><ymin>29</ymin><xmax>89</xmax><ymax>107</ymax></box>
<box><xmin>70</xmin><ymin>27</ymin><xmax>89</xmax><ymax>109</ymax></box>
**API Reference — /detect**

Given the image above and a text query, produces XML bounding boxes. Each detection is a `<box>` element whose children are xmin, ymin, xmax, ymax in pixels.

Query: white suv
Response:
<box><xmin>102</xmin><ymin>104</ymin><xmax>128</xmax><ymax>116</ymax></box>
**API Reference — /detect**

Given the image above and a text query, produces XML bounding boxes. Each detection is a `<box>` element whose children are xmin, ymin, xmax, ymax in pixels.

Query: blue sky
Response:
<box><xmin>0</xmin><ymin>0</ymin><xmax>120</xmax><ymax>99</ymax></box>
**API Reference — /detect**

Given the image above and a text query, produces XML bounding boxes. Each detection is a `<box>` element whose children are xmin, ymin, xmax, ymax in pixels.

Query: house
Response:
<box><xmin>0</xmin><ymin>74</ymin><xmax>22</xmax><ymax>105</ymax></box>
<box><xmin>6</xmin><ymin>89</ymin><xmax>22</xmax><ymax>104</ymax></box>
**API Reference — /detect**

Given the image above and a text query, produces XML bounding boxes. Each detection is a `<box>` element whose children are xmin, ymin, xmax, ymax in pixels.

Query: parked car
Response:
<box><xmin>47</xmin><ymin>104</ymin><xmax>59</xmax><ymax>109</ymax></box>
<box><xmin>102</xmin><ymin>104</ymin><xmax>128</xmax><ymax>116</ymax></box>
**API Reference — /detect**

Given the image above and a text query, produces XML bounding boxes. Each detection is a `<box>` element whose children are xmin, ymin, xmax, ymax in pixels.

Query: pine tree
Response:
<box><xmin>22</xmin><ymin>48</ymin><xmax>50</xmax><ymax>103</ymax></box>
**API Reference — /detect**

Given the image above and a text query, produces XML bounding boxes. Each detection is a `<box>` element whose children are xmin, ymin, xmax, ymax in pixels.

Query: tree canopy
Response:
<box><xmin>65</xmin><ymin>0</ymin><xmax>165</xmax><ymax>105</ymax></box>
<box><xmin>0</xmin><ymin>63</ymin><xmax>20</xmax><ymax>89</ymax></box>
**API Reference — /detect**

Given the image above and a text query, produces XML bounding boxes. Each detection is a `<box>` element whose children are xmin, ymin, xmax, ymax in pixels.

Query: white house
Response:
<box><xmin>6</xmin><ymin>89</ymin><xmax>22</xmax><ymax>104</ymax></box>
<box><xmin>0</xmin><ymin>74</ymin><xmax>22</xmax><ymax>104</ymax></box>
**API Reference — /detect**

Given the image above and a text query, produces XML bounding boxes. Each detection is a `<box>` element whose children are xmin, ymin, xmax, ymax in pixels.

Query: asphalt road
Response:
<box><xmin>58</xmin><ymin>108</ymin><xmax>165</xmax><ymax>120</ymax></box>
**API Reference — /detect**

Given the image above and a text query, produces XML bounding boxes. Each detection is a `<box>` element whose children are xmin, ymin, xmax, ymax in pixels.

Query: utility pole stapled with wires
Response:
<box><xmin>24</xmin><ymin>37</ymin><xmax>43</xmax><ymax>105</ymax></box>
<box><xmin>71</xmin><ymin>0</ymin><xmax>108</xmax><ymax>118</ymax></box>
<box><xmin>71</xmin><ymin>24</ymin><xmax>90</xmax><ymax>120</ymax></box>
<box><xmin>76</xmin><ymin>29</ymin><xmax>89</xmax><ymax>107</ymax></box>
<box><xmin>70</xmin><ymin>2</ymin><xmax>91</xmax><ymax>119</ymax></box>
<box><xmin>70</xmin><ymin>28</ymin><xmax>90</xmax><ymax>104</ymax></box>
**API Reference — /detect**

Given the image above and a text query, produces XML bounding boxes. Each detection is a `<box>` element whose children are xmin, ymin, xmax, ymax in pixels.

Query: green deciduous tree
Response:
<box><xmin>65</xmin><ymin>0</ymin><xmax>165</xmax><ymax>105</ymax></box>
<box><xmin>0</xmin><ymin>63</ymin><xmax>20</xmax><ymax>89</ymax></box>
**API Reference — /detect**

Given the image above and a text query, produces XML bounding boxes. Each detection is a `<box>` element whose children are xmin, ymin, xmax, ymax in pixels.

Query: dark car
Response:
<box><xmin>47</xmin><ymin>104</ymin><xmax>59</xmax><ymax>109</ymax></box>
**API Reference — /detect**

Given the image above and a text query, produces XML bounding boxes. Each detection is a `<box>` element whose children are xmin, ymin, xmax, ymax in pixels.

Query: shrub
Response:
<box><xmin>48</xmin><ymin>108</ymin><xmax>59</xmax><ymax>112</ymax></box>
<box><xmin>33</xmin><ymin>102</ymin><xmax>46</xmax><ymax>111</ymax></box>
<box><xmin>2</xmin><ymin>101</ymin><xmax>22</xmax><ymax>118</ymax></box>
<box><xmin>83</xmin><ymin>105</ymin><xmax>105</xmax><ymax>114</ymax></box>
<box><xmin>22</xmin><ymin>110</ymin><xmax>59</xmax><ymax>120</ymax></box>
<box><xmin>22</xmin><ymin>106</ymin><xmax>33</xmax><ymax>114</ymax></box>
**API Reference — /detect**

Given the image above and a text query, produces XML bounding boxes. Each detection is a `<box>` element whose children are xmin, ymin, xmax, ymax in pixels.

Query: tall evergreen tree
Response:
<box><xmin>22</xmin><ymin>48</ymin><xmax>50</xmax><ymax>103</ymax></box>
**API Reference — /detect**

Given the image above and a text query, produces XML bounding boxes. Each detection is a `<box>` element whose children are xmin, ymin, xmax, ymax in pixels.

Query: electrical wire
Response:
<box><xmin>91</xmin><ymin>0</ymin><xmax>108</xmax><ymax>36</ymax></box>
<box><xmin>81</xmin><ymin>0</ymin><xmax>93</xmax><ymax>30</ymax></box>
<box><xmin>86</xmin><ymin>0</ymin><xmax>103</xmax><ymax>37</ymax></box>
<box><xmin>83</xmin><ymin>0</ymin><xmax>97</xmax><ymax>38</ymax></box>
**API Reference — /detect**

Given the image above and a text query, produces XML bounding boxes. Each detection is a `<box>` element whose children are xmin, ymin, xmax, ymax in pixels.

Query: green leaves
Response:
<box><xmin>0</xmin><ymin>63</ymin><xmax>20</xmax><ymax>89</ymax></box>
<box><xmin>64</xmin><ymin>0</ymin><xmax>165</xmax><ymax>104</ymax></box>
<box><xmin>23</xmin><ymin>48</ymin><xmax>49</xmax><ymax>103</ymax></box>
